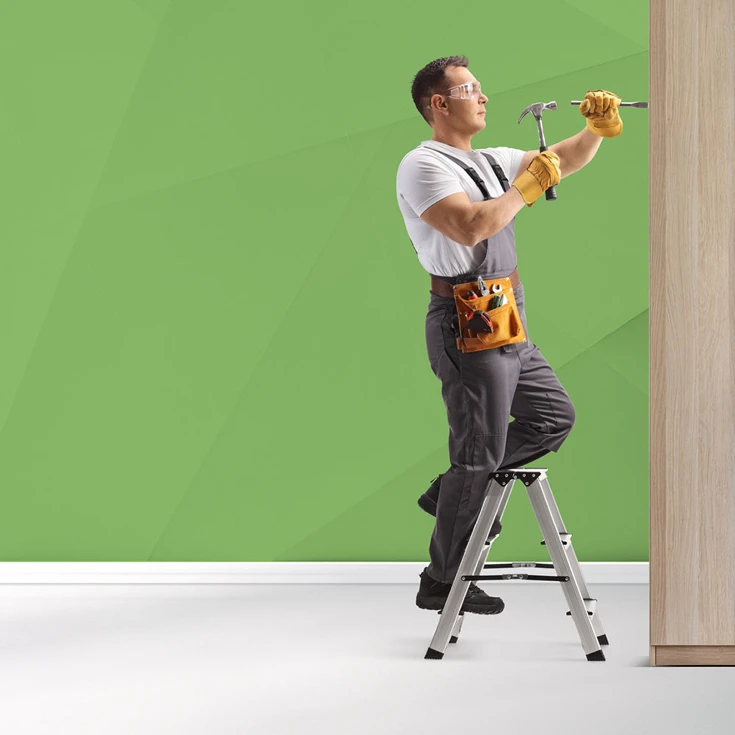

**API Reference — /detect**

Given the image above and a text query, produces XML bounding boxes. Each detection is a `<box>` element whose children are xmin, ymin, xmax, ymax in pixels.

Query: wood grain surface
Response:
<box><xmin>650</xmin><ymin>0</ymin><xmax>735</xmax><ymax>664</ymax></box>
<box><xmin>653</xmin><ymin>646</ymin><xmax>735</xmax><ymax>666</ymax></box>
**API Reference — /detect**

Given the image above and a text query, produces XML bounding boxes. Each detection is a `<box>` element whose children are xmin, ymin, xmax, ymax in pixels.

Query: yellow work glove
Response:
<box><xmin>511</xmin><ymin>150</ymin><xmax>561</xmax><ymax>207</ymax></box>
<box><xmin>579</xmin><ymin>89</ymin><xmax>623</xmax><ymax>137</ymax></box>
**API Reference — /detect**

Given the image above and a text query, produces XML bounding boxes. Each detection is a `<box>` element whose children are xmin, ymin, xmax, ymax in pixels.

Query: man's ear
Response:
<box><xmin>430</xmin><ymin>95</ymin><xmax>448</xmax><ymax>116</ymax></box>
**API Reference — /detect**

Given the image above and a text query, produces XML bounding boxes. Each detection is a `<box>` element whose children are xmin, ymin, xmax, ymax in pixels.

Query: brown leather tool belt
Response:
<box><xmin>430</xmin><ymin>266</ymin><xmax>520</xmax><ymax>299</ymax></box>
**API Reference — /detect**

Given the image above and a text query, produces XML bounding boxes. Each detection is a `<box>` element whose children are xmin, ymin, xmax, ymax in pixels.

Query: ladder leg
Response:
<box><xmin>449</xmin><ymin>613</ymin><xmax>464</xmax><ymax>643</ymax></box>
<box><xmin>525</xmin><ymin>475</ymin><xmax>605</xmax><ymax>661</ymax></box>
<box><xmin>538</xmin><ymin>475</ymin><xmax>609</xmax><ymax>646</ymax></box>
<box><xmin>449</xmin><ymin>480</ymin><xmax>513</xmax><ymax>644</ymax></box>
<box><xmin>425</xmin><ymin>476</ymin><xmax>511</xmax><ymax>659</ymax></box>
<box><xmin>493</xmin><ymin>473</ymin><xmax>513</xmax><ymax>527</ymax></box>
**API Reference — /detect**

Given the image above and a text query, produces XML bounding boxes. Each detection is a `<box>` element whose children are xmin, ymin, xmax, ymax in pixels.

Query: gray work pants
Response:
<box><xmin>424</xmin><ymin>284</ymin><xmax>576</xmax><ymax>583</ymax></box>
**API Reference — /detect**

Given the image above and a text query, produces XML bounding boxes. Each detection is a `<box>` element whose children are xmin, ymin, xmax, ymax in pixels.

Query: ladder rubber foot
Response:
<box><xmin>586</xmin><ymin>650</ymin><xmax>606</xmax><ymax>662</ymax></box>
<box><xmin>598</xmin><ymin>634</ymin><xmax>609</xmax><ymax>646</ymax></box>
<box><xmin>425</xmin><ymin>648</ymin><xmax>444</xmax><ymax>659</ymax></box>
<box><xmin>449</xmin><ymin>636</ymin><xmax>459</xmax><ymax>644</ymax></box>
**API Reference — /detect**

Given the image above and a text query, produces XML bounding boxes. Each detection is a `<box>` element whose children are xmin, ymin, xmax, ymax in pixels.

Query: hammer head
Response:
<box><xmin>518</xmin><ymin>100</ymin><xmax>557</xmax><ymax>124</ymax></box>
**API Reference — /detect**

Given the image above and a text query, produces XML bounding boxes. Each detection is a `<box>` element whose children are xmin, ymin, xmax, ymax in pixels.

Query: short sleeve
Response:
<box><xmin>396</xmin><ymin>151</ymin><xmax>465</xmax><ymax>216</ymax></box>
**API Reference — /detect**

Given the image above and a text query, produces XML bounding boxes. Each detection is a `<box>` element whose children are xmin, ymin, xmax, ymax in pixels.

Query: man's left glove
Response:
<box><xmin>579</xmin><ymin>89</ymin><xmax>623</xmax><ymax>137</ymax></box>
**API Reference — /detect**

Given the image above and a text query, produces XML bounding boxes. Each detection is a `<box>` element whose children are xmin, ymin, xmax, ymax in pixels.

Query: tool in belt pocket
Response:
<box><xmin>452</xmin><ymin>275</ymin><xmax>527</xmax><ymax>353</ymax></box>
<box><xmin>466</xmin><ymin>310</ymin><xmax>494</xmax><ymax>333</ymax></box>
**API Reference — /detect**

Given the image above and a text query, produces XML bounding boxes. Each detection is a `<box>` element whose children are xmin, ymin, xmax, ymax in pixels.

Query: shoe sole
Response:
<box><xmin>416</xmin><ymin>596</ymin><xmax>505</xmax><ymax>615</ymax></box>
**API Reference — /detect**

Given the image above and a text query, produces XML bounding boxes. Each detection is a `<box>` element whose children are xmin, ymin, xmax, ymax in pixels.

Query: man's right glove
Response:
<box><xmin>511</xmin><ymin>150</ymin><xmax>561</xmax><ymax>207</ymax></box>
<box><xmin>579</xmin><ymin>89</ymin><xmax>623</xmax><ymax>137</ymax></box>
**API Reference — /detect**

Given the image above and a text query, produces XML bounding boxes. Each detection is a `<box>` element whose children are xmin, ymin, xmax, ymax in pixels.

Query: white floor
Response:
<box><xmin>0</xmin><ymin>583</ymin><xmax>733</xmax><ymax>734</ymax></box>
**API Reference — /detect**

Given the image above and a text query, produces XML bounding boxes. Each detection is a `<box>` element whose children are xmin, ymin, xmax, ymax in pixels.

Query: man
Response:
<box><xmin>395</xmin><ymin>56</ymin><xmax>622</xmax><ymax>615</ymax></box>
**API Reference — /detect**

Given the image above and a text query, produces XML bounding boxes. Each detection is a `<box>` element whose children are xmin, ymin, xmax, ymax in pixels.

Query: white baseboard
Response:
<box><xmin>0</xmin><ymin>562</ymin><xmax>648</xmax><ymax>585</ymax></box>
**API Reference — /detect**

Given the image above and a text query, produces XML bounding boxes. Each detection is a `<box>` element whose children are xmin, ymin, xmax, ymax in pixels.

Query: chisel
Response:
<box><xmin>570</xmin><ymin>100</ymin><xmax>648</xmax><ymax>108</ymax></box>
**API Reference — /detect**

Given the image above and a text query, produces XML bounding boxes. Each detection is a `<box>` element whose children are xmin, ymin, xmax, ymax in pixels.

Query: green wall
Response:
<box><xmin>0</xmin><ymin>0</ymin><xmax>648</xmax><ymax>562</ymax></box>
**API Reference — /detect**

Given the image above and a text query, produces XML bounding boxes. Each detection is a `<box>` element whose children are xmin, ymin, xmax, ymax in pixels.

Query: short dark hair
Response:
<box><xmin>411</xmin><ymin>56</ymin><xmax>469</xmax><ymax>125</ymax></box>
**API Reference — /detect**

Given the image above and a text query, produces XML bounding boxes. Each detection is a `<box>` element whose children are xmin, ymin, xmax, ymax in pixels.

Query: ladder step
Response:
<box><xmin>482</xmin><ymin>561</ymin><xmax>554</xmax><ymax>569</ymax></box>
<box><xmin>462</xmin><ymin>573</ymin><xmax>569</xmax><ymax>582</ymax></box>
<box><xmin>566</xmin><ymin>598</ymin><xmax>597</xmax><ymax>617</ymax></box>
<box><xmin>541</xmin><ymin>533</ymin><xmax>572</xmax><ymax>546</ymax></box>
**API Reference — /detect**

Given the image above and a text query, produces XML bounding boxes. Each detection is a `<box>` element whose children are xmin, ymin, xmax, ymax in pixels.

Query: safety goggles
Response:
<box><xmin>445</xmin><ymin>81</ymin><xmax>483</xmax><ymax>101</ymax></box>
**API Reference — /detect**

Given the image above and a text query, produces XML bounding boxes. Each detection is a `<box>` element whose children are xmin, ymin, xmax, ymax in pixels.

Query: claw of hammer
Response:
<box><xmin>517</xmin><ymin>100</ymin><xmax>557</xmax><ymax>125</ymax></box>
<box><xmin>517</xmin><ymin>100</ymin><xmax>558</xmax><ymax>201</ymax></box>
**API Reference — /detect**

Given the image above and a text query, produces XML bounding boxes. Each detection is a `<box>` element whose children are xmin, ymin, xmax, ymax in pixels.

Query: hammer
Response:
<box><xmin>518</xmin><ymin>101</ymin><xmax>558</xmax><ymax>201</ymax></box>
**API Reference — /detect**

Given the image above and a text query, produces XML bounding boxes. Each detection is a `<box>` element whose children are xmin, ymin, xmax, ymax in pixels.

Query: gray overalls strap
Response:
<box><xmin>427</xmin><ymin>149</ymin><xmax>518</xmax><ymax>284</ymax></box>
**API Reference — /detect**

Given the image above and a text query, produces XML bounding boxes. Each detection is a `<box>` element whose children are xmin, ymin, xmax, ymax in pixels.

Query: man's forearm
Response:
<box><xmin>466</xmin><ymin>187</ymin><xmax>525</xmax><ymax>247</ymax></box>
<box><xmin>550</xmin><ymin>127</ymin><xmax>603</xmax><ymax>176</ymax></box>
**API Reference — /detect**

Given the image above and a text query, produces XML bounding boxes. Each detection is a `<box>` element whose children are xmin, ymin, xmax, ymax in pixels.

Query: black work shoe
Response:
<box><xmin>415</xmin><ymin>568</ymin><xmax>505</xmax><ymax>615</ymax></box>
<box><xmin>418</xmin><ymin>474</ymin><xmax>503</xmax><ymax>540</ymax></box>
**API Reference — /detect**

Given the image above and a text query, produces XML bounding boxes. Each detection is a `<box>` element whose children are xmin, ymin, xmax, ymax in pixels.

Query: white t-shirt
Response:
<box><xmin>396</xmin><ymin>140</ymin><xmax>526</xmax><ymax>276</ymax></box>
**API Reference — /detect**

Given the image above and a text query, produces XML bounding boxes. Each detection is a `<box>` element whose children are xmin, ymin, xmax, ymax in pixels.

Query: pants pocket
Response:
<box><xmin>438</xmin><ymin>348</ymin><xmax>461</xmax><ymax>377</ymax></box>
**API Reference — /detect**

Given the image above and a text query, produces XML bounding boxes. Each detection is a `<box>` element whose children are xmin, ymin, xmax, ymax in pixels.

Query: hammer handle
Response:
<box><xmin>539</xmin><ymin>145</ymin><xmax>557</xmax><ymax>202</ymax></box>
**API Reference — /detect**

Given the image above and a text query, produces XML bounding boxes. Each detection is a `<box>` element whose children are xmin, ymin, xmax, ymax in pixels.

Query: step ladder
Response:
<box><xmin>424</xmin><ymin>469</ymin><xmax>609</xmax><ymax>661</ymax></box>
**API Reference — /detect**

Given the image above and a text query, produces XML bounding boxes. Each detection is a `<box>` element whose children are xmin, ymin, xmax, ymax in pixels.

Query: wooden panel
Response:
<box><xmin>650</xmin><ymin>0</ymin><xmax>735</xmax><ymax>650</ymax></box>
<box><xmin>653</xmin><ymin>646</ymin><xmax>735</xmax><ymax>667</ymax></box>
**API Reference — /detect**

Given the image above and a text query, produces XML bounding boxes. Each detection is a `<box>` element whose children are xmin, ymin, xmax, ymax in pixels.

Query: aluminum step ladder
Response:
<box><xmin>424</xmin><ymin>469</ymin><xmax>609</xmax><ymax>661</ymax></box>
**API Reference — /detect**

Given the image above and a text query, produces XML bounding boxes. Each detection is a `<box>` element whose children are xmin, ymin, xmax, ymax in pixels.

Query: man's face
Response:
<box><xmin>434</xmin><ymin>66</ymin><xmax>488</xmax><ymax>131</ymax></box>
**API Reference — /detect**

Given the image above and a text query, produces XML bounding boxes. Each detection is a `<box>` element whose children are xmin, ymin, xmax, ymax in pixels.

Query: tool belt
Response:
<box><xmin>430</xmin><ymin>267</ymin><xmax>527</xmax><ymax>353</ymax></box>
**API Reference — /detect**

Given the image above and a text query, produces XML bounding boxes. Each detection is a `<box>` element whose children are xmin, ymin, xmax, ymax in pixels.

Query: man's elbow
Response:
<box><xmin>465</xmin><ymin>209</ymin><xmax>497</xmax><ymax>247</ymax></box>
<box><xmin>464</xmin><ymin>208</ymin><xmax>481</xmax><ymax>247</ymax></box>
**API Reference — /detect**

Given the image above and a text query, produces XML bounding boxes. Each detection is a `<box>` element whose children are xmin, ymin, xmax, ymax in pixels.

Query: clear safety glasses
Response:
<box><xmin>445</xmin><ymin>81</ymin><xmax>483</xmax><ymax>101</ymax></box>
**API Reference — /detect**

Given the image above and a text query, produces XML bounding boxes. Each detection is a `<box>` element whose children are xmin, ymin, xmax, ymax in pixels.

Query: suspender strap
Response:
<box><xmin>479</xmin><ymin>152</ymin><xmax>511</xmax><ymax>193</ymax></box>
<box><xmin>430</xmin><ymin>149</ymin><xmax>511</xmax><ymax>197</ymax></box>
<box><xmin>463</xmin><ymin>166</ymin><xmax>490</xmax><ymax>199</ymax></box>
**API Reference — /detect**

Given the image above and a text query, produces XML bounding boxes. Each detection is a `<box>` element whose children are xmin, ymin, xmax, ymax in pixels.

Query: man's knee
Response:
<box><xmin>557</xmin><ymin>396</ymin><xmax>576</xmax><ymax>437</ymax></box>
